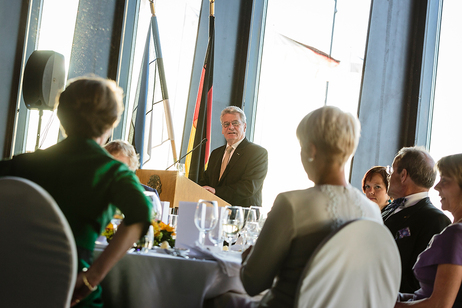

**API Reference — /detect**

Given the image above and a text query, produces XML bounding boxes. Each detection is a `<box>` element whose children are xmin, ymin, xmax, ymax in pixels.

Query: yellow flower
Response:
<box><xmin>152</xmin><ymin>220</ymin><xmax>161</xmax><ymax>237</ymax></box>
<box><xmin>164</xmin><ymin>224</ymin><xmax>175</xmax><ymax>233</ymax></box>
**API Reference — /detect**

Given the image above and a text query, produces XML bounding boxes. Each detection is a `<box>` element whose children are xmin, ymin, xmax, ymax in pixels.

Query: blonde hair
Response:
<box><xmin>437</xmin><ymin>154</ymin><xmax>462</xmax><ymax>189</ymax></box>
<box><xmin>104</xmin><ymin>140</ymin><xmax>140</xmax><ymax>171</ymax></box>
<box><xmin>57</xmin><ymin>76</ymin><xmax>124</xmax><ymax>138</ymax></box>
<box><xmin>296</xmin><ymin>106</ymin><xmax>360</xmax><ymax>164</ymax></box>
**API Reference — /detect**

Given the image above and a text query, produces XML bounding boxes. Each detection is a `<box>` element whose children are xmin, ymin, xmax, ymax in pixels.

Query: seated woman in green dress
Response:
<box><xmin>0</xmin><ymin>76</ymin><xmax>152</xmax><ymax>307</ymax></box>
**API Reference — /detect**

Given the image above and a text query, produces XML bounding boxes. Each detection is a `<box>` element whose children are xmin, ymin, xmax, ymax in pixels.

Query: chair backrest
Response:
<box><xmin>0</xmin><ymin>176</ymin><xmax>77</xmax><ymax>308</ymax></box>
<box><xmin>295</xmin><ymin>218</ymin><xmax>401</xmax><ymax>308</ymax></box>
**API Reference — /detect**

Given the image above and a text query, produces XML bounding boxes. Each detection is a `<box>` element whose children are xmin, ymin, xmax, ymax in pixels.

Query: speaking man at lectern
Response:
<box><xmin>199</xmin><ymin>106</ymin><xmax>268</xmax><ymax>207</ymax></box>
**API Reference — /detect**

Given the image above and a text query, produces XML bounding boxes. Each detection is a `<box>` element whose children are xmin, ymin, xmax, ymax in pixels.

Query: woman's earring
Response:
<box><xmin>308</xmin><ymin>157</ymin><xmax>314</xmax><ymax>162</ymax></box>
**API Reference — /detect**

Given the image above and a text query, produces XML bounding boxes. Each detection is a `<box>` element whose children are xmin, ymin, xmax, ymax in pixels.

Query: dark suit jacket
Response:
<box><xmin>384</xmin><ymin>197</ymin><xmax>451</xmax><ymax>293</ymax></box>
<box><xmin>199</xmin><ymin>138</ymin><xmax>268</xmax><ymax>207</ymax></box>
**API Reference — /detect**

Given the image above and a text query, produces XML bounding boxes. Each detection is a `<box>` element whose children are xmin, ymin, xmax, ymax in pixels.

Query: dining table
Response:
<box><xmin>93</xmin><ymin>244</ymin><xmax>246</xmax><ymax>308</ymax></box>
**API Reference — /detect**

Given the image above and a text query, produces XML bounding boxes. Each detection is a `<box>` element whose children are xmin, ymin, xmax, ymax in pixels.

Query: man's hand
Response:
<box><xmin>203</xmin><ymin>186</ymin><xmax>216</xmax><ymax>194</ymax></box>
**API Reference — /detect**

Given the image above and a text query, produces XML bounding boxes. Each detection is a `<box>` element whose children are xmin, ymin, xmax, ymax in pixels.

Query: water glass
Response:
<box><xmin>250</xmin><ymin>206</ymin><xmax>267</xmax><ymax>229</ymax></box>
<box><xmin>239</xmin><ymin>207</ymin><xmax>252</xmax><ymax>246</ymax></box>
<box><xmin>144</xmin><ymin>191</ymin><xmax>162</xmax><ymax>221</ymax></box>
<box><xmin>141</xmin><ymin>225</ymin><xmax>154</xmax><ymax>253</ymax></box>
<box><xmin>194</xmin><ymin>200</ymin><xmax>218</xmax><ymax>247</ymax></box>
<box><xmin>168</xmin><ymin>214</ymin><xmax>178</xmax><ymax>231</ymax></box>
<box><xmin>245</xmin><ymin>209</ymin><xmax>260</xmax><ymax>246</ymax></box>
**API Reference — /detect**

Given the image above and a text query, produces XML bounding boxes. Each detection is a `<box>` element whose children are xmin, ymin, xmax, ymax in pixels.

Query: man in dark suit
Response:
<box><xmin>199</xmin><ymin>106</ymin><xmax>268</xmax><ymax>207</ymax></box>
<box><xmin>384</xmin><ymin>146</ymin><xmax>451</xmax><ymax>293</ymax></box>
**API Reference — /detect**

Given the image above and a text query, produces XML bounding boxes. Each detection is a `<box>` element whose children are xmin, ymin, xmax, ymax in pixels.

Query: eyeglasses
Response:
<box><xmin>386</xmin><ymin>165</ymin><xmax>393</xmax><ymax>174</ymax></box>
<box><xmin>221</xmin><ymin>121</ymin><xmax>242</xmax><ymax>128</ymax></box>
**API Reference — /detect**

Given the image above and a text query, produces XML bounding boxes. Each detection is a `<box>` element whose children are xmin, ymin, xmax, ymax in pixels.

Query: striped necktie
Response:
<box><xmin>382</xmin><ymin>197</ymin><xmax>406</xmax><ymax>221</ymax></box>
<box><xmin>219</xmin><ymin>146</ymin><xmax>233</xmax><ymax>180</ymax></box>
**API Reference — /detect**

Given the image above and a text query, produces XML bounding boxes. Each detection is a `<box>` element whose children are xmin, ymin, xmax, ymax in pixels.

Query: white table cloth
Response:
<box><xmin>94</xmin><ymin>245</ymin><xmax>245</xmax><ymax>308</ymax></box>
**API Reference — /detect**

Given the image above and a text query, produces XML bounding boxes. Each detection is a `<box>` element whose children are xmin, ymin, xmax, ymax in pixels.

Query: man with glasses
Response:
<box><xmin>199</xmin><ymin>106</ymin><xmax>268</xmax><ymax>207</ymax></box>
<box><xmin>384</xmin><ymin>146</ymin><xmax>450</xmax><ymax>293</ymax></box>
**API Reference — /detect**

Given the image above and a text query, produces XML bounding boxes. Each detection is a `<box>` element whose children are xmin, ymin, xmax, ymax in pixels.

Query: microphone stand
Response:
<box><xmin>165</xmin><ymin>138</ymin><xmax>207</xmax><ymax>170</ymax></box>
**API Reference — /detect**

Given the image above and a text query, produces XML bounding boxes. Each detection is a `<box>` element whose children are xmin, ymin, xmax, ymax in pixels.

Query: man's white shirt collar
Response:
<box><xmin>227</xmin><ymin>137</ymin><xmax>244</xmax><ymax>150</ymax></box>
<box><xmin>393</xmin><ymin>191</ymin><xmax>429</xmax><ymax>214</ymax></box>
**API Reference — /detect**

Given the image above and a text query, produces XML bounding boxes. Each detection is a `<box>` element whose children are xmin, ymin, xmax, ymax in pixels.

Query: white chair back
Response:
<box><xmin>0</xmin><ymin>176</ymin><xmax>77</xmax><ymax>307</ymax></box>
<box><xmin>295</xmin><ymin>219</ymin><xmax>401</xmax><ymax>308</ymax></box>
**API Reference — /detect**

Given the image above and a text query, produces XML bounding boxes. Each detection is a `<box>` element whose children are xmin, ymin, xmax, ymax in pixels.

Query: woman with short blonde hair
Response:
<box><xmin>239</xmin><ymin>106</ymin><xmax>381</xmax><ymax>308</ymax></box>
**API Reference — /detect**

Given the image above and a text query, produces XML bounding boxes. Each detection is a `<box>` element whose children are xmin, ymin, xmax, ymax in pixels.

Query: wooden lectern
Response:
<box><xmin>136</xmin><ymin>169</ymin><xmax>230</xmax><ymax>209</ymax></box>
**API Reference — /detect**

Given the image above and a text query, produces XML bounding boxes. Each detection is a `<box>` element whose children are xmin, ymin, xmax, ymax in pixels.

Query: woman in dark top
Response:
<box><xmin>0</xmin><ymin>76</ymin><xmax>152</xmax><ymax>307</ymax></box>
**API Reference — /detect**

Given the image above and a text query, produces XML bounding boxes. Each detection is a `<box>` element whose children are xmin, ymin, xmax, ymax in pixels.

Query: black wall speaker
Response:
<box><xmin>22</xmin><ymin>50</ymin><xmax>66</xmax><ymax>110</ymax></box>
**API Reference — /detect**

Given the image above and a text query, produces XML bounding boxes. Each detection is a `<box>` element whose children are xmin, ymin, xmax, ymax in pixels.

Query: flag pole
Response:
<box><xmin>210</xmin><ymin>0</ymin><xmax>215</xmax><ymax>16</ymax></box>
<box><xmin>149</xmin><ymin>0</ymin><xmax>178</xmax><ymax>162</ymax></box>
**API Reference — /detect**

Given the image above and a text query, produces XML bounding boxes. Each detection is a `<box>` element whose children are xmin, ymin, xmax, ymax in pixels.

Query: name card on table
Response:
<box><xmin>175</xmin><ymin>201</ymin><xmax>226</xmax><ymax>249</ymax></box>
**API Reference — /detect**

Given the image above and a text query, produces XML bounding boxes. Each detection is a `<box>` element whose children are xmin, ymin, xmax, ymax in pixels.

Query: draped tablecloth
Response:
<box><xmin>93</xmin><ymin>246</ymin><xmax>245</xmax><ymax>308</ymax></box>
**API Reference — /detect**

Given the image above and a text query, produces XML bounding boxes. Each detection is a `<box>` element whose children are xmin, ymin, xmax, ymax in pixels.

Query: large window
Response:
<box><xmin>253</xmin><ymin>0</ymin><xmax>372</xmax><ymax>209</ymax></box>
<box><xmin>428</xmin><ymin>0</ymin><xmax>462</xmax><ymax>220</ymax></box>
<box><xmin>24</xmin><ymin>0</ymin><xmax>79</xmax><ymax>152</ymax></box>
<box><xmin>22</xmin><ymin>0</ymin><xmax>200</xmax><ymax>170</ymax></box>
<box><xmin>125</xmin><ymin>0</ymin><xmax>201</xmax><ymax>169</ymax></box>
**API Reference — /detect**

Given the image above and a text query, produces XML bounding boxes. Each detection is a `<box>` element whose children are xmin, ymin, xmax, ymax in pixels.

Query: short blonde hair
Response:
<box><xmin>296</xmin><ymin>106</ymin><xmax>360</xmax><ymax>164</ymax></box>
<box><xmin>104</xmin><ymin>140</ymin><xmax>140</xmax><ymax>171</ymax></box>
<box><xmin>57</xmin><ymin>76</ymin><xmax>124</xmax><ymax>138</ymax></box>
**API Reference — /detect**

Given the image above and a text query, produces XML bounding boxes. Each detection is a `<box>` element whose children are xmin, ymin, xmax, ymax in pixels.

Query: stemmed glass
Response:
<box><xmin>194</xmin><ymin>200</ymin><xmax>218</xmax><ymax>248</ymax></box>
<box><xmin>250</xmin><ymin>206</ymin><xmax>267</xmax><ymax>229</ymax></box>
<box><xmin>144</xmin><ymin>191</ymin><xmax>162</xmax><ymax>221</ymax></box>
<box><xmin>238</xmin><ymin>207</ymin><xmax>252</xmax><ymax>247</ymax></box>
<box><xmin>142</xmin><ymin>225</ymin><xmax>154</xmax><ymax>253</ymax></box>
<box><xmin>222</xmin><ymin>206</ymin><xmax>244</xmax><ymax>250</ymax></box>
<box><xmin>245</xmin><ymin>209</ymin><xmax>259</xmax><ymax>246</ymax></box>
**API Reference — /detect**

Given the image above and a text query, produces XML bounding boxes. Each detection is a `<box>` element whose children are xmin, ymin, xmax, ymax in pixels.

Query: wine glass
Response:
<box><xmin>250</xmin><ymin>206</ymin><xmax>266</xmax><ymax>229</ymax></box>
<box><xmin>168</xmin><ymin>214</ymin><xmax>178</xmax><ymax>231</ymax></box>
<box><xmin>208</xmin><ymin>222</ymin><xmax>224</xmax><ymax>249</ymax></box>
<box><xmin>238</xmin><ymin>207</ymin><xmax>252</xmax><ymax>247</ymax></box>
<box><xmin>245</xmin><ymin>209</ymin><xmax>259</xmax><ymax>246</ymax></box>
<box><xmin>222</xmin><ymin>206</ymin><xmax>244</xmax><ymax>250</ymax></box>
<box><xmin>142</xmin><ymin>225</ymin><xmax>154</xmax><ymax>253</ymax></box>
<box><xmin>194</xmin><ymin>200</ymin><xmax>218</xmax><ymax>248</ymax></box>
<box><xmin>144</xmin><ymin>191</ymin><xmax>162</xmax><ymax>221</ymax></box>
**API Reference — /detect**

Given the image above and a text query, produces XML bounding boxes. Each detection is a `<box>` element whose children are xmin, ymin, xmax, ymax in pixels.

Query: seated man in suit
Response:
<box><xmin>383</xmin><ymin>146</ymin><xmax>451</xmax><ymax>293</ymax></box>
<box><xmin>199</xmin><ymin>106</ymin><xmax>268</xmax><ymax>207</ymax></box>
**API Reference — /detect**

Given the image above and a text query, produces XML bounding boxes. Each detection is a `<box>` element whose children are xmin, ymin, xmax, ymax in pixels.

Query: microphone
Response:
<box><xmin>166</xmin><ymin>138</ymin><xmax>208</xmax><ymax>170</ymax></box>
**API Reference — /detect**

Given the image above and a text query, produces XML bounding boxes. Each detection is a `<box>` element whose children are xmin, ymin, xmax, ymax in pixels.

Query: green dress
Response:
<box><xmin>0</xmin><ymin>136</ymin><xmax>152</xmax><ymax>307</ymax></box>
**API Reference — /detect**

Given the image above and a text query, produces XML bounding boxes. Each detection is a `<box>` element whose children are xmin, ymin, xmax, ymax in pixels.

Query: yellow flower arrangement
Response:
<box><xmin>151</xmin><ymin>220</ymin><xmax>176</xmax><ymax>248</ymax></box>
<box><xmin>102</xmin><ymin>221</ymin><xmax>117</xmax><ymax>242</ymax></box>
<box><xmin>102</xmin><ymin>218</ymin><xmax>176</xmax><ymax>250</ymax></box>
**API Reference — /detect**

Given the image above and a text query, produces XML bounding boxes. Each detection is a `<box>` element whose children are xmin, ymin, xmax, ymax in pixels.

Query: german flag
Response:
<box><xmin>185</xmin><ymin>12</ymin><xmax>215</xmax><ymax>183</ymax></box>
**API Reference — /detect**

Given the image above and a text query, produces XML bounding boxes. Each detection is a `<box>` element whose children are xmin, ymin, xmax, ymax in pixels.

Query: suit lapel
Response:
<box><xmin>385</xmin><ymin>198</ymin><xmax>430</xmax><ymax>236</ymax></box>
